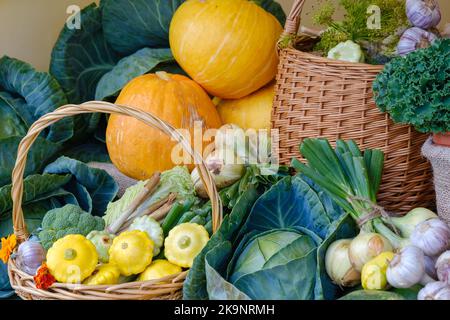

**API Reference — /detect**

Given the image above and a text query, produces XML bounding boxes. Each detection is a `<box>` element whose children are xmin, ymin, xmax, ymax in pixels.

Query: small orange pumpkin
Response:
<box><xmin>106</xmin><ymin>72</ymin><xmax>222</xmax><ymax>179</ymax></box>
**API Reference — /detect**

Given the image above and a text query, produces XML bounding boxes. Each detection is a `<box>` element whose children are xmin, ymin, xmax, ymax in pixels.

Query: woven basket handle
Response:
<box><xmin>11</xmin><ymin>101</ymin><xmax>223</xmax><ymax>242</ymax></box>
<box><xmin>282</xmin><ymin>0</ymin><xmax>306</xmax><ymax>36</ymax></box>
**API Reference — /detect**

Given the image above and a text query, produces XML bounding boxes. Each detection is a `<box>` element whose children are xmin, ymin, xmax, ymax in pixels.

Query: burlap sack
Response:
<box><xmin>422</xmin><ymin>137</ymin><xmax>450</xmax><ymax>224</ymax></box>
<box><xmin>88</xmin><ymin>162</ymin><xmax>137</xmax><ymax>198</ymax></box>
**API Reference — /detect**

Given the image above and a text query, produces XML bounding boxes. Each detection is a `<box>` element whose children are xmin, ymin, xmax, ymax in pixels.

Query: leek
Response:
<box><xmin>292</xmin><ymin>138</ymin><xmax>407</xmax><ymax>248</ymax></box>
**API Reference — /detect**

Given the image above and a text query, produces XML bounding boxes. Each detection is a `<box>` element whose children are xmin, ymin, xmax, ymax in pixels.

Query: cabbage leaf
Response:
<box><xmin>184</xmin><ymin>175</ymin><xmax>357</xmax><ymax>300</ymax></box>
<box><xmin>101</xmin><ymin>0</ymin><xmax>184</xmax><ymax>55</ymax></box>
<box><xmin>95</xmin><ymin>48</ymin><xmax>176</xmax><ymax>100</ymax></box>
<box><xmin>103</xmin><ymin>166</ymin><xmax>196</xmax><ymax>226</ymax></box>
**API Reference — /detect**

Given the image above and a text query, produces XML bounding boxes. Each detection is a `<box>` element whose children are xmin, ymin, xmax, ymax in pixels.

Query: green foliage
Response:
<box><xmin>183</xmin><ymin>175</ymin><xmax>357</xmax><ymax>300</ymax></box>
<box><xmin>0</xmin><ymin>157</ymin><xmax>118</xmax><ymax>239</ymax></box>
<box><xmin>373</xmin><ymin>39</ymin><xmax>450</xmax><ymax>133</ymax></box>
<box><xmin>38</xmin><ymin>204</ymin><xmax>105</xmax><ymax>250</ymax></box>
<box><xmin>103</xmin><ymin>166</ymin><xmax>196</xmax><ymax>227</ymax></box>
<box><xmin>313</xmin><ymin>0</ymin><xmax>409</xmax><ymax>58</ymax></box>
<box><xmin>252</xmin><ymin>0</ymin><xmax>287</xmax><ymax>26</ymax></box>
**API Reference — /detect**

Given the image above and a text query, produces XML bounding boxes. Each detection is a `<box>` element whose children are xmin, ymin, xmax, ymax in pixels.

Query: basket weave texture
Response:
<box><xmin>271</xmin><ymin>0</ymin><xmax>434</xmax><ymax>213</ymax></box>
<box><xmin>8</xmin><ymin>101</ymin><xmax>222</xmax><ymax>300</ymax></box>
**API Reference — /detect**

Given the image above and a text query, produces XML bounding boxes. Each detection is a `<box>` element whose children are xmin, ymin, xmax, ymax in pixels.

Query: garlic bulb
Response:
<box><xmin>397</xmin><ymin>27</ymin><xmax>438</xmax><ymax>56</ymax></box>
<box><xmin>418</xmin><ymin>281</ymin><xmax>450</xmax><ymax>300</ymax></box>
<box><xmin>436</xmin><ymin>251</ymin><xmax>450</xmax><ymax>285</ymax></box>
<box><xmin>410</xmin><ymin>218</ymin><xmax>450</xmax><ymax>256</ymax></box>
<box><xmin>348</xmin><ymin>231</ymin><xmax>393</xmax><ymax>272</ymax></box>
<box><xmin>406</xmin><ymin>0</ymin><xmax>441</xmax><ymax>29</ymax></box>
<box><xmin>16</xmin><ymin>239</ymin><xmax>45</xmax><ymax>275</ymax></box>
<box><xmin>325</xmin><ymin>239</ymin><xmax>361</xmax><ymax>287</ymax></box>
<box><xmin>421</xmin><ymin>255</ymin><xmax>438</xmax><ymax>285</ymax></box>
<box><xmin>191</xmin><ymin>147</ymin><xmax>245</xmax><ymax>198</ymax></box>
<box><xmin>386</xmin><ymin>246</ymin><xmax>425</xmax><ymax>288</ymax></box>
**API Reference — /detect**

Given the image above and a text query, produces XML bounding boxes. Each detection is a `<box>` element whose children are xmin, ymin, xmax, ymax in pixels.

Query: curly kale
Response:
<box><xmin>373</xmin><ymin>39</ymin><xmax>450</xmax><ymax>134</ymax></box>
<box><xmin>38</xmin><ymin>204</ymin><xmax>105</xmax><ymax>250</ymax></box>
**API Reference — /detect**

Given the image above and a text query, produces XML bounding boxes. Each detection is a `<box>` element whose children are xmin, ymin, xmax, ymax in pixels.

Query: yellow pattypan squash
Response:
<box><xmin>46</xmin><ymin>234</ymin><xmax>98</xmax><ymax>283</ymax></box>
<box><xmin>83</xmin><ymin>263</ymin><xmax>121</xmax><ymax>285</ymax></box>
<box><xmin>164</xmin><ymin>223</ymin><xmax>209</xmax><ymax>268</ymax></box>
<box><xmin>138</xmin><ymin>259</ymin><xmax>182</xmax><ymax>282</ymax></box>
<box><xmin>109</xmin><ymin>230</ymin><xmax>154</xmax><ymax>276</ymax></box>
<box><xmin>361</xmin><ymin>251</ymin><xmax>395</xmax><ymax>290</ymax></box>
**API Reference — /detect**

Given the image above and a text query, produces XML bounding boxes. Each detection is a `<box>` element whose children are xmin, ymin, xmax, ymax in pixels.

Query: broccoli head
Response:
<box><xmin>38</xmin><ymin>204</ymin><xmax>105</xmax><ymax>250</ymax></box>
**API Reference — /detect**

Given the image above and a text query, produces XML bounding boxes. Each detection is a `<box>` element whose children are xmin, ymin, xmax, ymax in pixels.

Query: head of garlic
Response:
<box><xmin>191</xmin><ymin>147</ymin><xmax>245</xmax><ymax>198</ymax></box>
<box><xmin>418</xmin><ymin>281</ymin><xmax>450</xmax><ymax>300</ymax></box>
<box><xmin>386</xmin><ymin>245</ymin><xmax>425</xmax><ymax>288</ymax></box>
<box><xmin>397</xmin><ymin>27</ymin><xmax>438</xmax><ymax>56</ymax></box>
<box><xmin>436</xmin><ymin>251</ymin><xmax>450</xmax><ymax>285</ymax></box>
<box><xmin>410</xmin><ymin>218</ymin><xmax>450</xmax><ymax>256</ymax></box>
<box><xmin>406</xmin><ymin>0</ymin><xmax>441</xmax><ymax>29</ymax></box>
<box><xmin>16</xmin><ymin>239</ymin><xmax>45</xmax><ymax>275</ymax></box>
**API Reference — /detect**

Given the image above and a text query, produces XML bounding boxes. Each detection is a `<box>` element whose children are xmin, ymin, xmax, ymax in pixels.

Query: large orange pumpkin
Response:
<box><xmin>169</xmin><ymin>0</ymin><xmax>282</xmax><ymax>99</ymax></box>
<box><xmin>106</xmin><ymin>72</ymin><xmax>222</xmax><ymax>180</ymax></box>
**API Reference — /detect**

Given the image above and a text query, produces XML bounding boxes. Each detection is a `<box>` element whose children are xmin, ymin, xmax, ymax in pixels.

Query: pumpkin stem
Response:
<box><xmin>156</xmin><ymin>71</ymin><xmax>172</xmax><ymax>81</ymax></box>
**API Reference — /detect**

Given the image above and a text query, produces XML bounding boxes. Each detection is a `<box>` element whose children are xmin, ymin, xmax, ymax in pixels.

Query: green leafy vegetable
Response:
<box><xmin>38</xmin><ymin>204</ymin><xmax>105</xmax><ymax>250</ymax></box>
<box><xmin>292</xmin><ymin>138</ymin><xmax>411</xmax><ymax>249</ymax></box>
<box><xmin>373</xmin><ymin>39</ymin><xmax>450</xmax><ymax>134</ymax></box>
<box><xmin>0</xmin><ymin>136</ymin><xmax>61</xmax><ymax>186</ymax></box>
<box><xmin>44</xmin><ymin>156</ymin><xmax>118</xmax><ymax>215</ymax></box>
<box><xmin>0</xmin><ymin>174</ymin><xmax>71</xmax><ymax>217</ymax></box>
<box><xmin>95</xmin><ymin>48</ymin><xmax>176</xmax><ymax>100</ymax></box>
<box><xmin>101</xmin><ymin>0</ymin><xmax>184</xmax><ymax>55</ymax></box>
<box><xmin>61</xmin><ymin>141</ymin><xmax>111</xmax><ymax>164</ymax></box>
<box><xmin>0</xmin><ymin>56</ymin><xmax>71</xmax><ymax>143</ymax></box>
<box><xmin>0</xmin><ymin>156</ymin><xmax>118</xmax><ymax>240</ymax></box>
<box><xmin>184</xmin><ymin>175</ymin><xmax>357</xmax><ymax>300</ymax></box>
<box><xmin>252</xmin><ymin>0</ymin><xmax>286</xmax><ymax>25</ymax></box>
<box><xmin>312</xmin><ymin>0</ymin><xmax>409</xmax><ymax>62</ymax></box>
<box><xmin>103</xmin><ymin>166</ymin><xmax>196</xmax><ymax>227</ymax></box>
<box><xmin>50</xmin><ymin>4</ymin><xmax>120</xmax><ymax>104</ymax></box>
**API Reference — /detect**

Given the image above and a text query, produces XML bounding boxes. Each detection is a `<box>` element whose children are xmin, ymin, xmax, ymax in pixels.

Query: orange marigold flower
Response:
<box><xmin>0</xmin><ymin>234</ymin><xmax>17</xmax><ymax>264</ymax></box>
<box><xmin>34</xmin><ymin>263</ymin><xmax>56</xmax><ymax>290</ymax></box>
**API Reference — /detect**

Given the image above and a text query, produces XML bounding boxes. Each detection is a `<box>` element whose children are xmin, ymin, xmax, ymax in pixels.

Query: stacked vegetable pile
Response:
<box><xmin>0</xmin><ymin>0</ymin><xmax>286</xmax><ymax>297</ymax></box>
<box><xmin>0</xmin><ymin>0</ymin><xmax>448</xmax><ymax>301</ymax></box>
<box><xmin>9</xmin><ymin>167</ymin><xmax>212</xmax><ymax>287</ymax></box>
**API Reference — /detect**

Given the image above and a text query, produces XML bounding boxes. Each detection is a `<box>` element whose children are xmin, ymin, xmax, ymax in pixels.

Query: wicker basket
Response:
<box><xmin>271</xmin><ymin>0</ymin><xmax>434</xmax><ymax>213</ymax></box>
<box><xmin>7</xmin><ymin>101</ymin><xmax>222</xmax><ymax>300</ymax></box>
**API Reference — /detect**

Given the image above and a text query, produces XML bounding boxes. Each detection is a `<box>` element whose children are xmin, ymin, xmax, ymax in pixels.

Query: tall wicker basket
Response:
<box><xmin>8</xmin><ymin>101</ymin><xmax>222</xmax><ymax>300</ymax></box>
<box><xmin>271</xmin><ymin>0</ymin><xmax>434</xmax><ymax>213</ymax></box>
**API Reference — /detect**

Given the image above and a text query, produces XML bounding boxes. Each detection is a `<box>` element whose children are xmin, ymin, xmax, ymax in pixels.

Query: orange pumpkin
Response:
<box><xmin>169</xmin><ymin>0</ymin><xmax>282</xmax><ymax>99</ymax></box>
<box><xmin>106</xmin><ymin>72</ymin><xmax>222</xmax><ymax>179</ymax></box>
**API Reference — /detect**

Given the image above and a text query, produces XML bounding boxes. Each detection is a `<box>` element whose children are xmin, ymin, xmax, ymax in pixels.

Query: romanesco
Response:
<box><xmin>38</xmin><ymin>204</ymin><xmax>105</xmax><ymax>250</ymax></box>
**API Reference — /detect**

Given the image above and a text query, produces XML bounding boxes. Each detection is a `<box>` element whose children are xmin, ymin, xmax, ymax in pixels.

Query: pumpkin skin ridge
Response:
<box><xmin>169</xmin><ymin>0</ymin><xmax>282</xmax><ymax>99</ymax></box>
<box><xmin>106</xmin><ymin>72</ymin><xmax>222</xmax><ymax>180</ymax></box>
